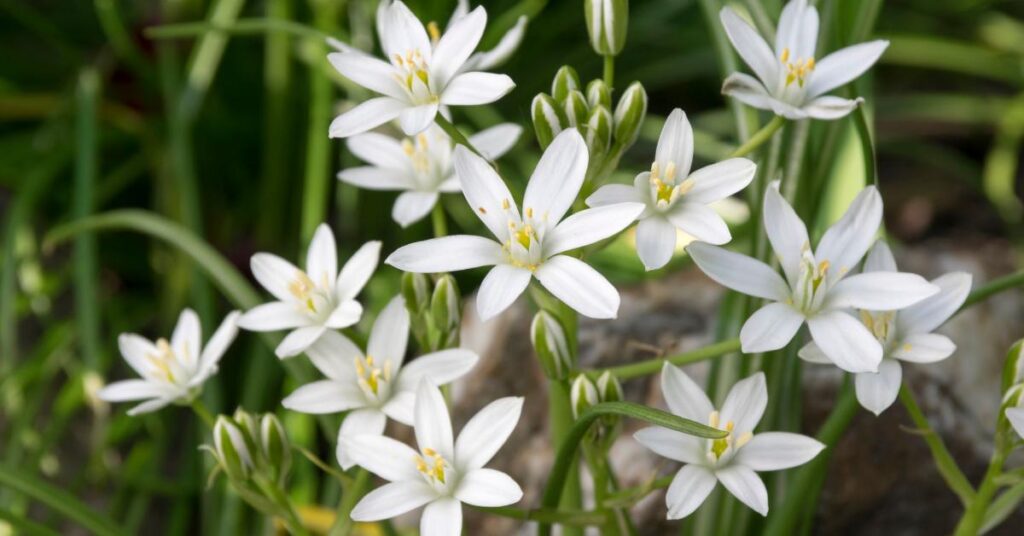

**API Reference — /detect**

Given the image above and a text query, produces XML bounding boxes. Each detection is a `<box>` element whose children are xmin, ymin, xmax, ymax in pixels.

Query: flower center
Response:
<box><xmin>353</xmin><ymin>355</ymin><xmax>392</xmax><ymax>399</ymax></box>
<box><xmin>402</xmin><ymin>133</ymin><xmax>433</xmax><ymax>174</ymax></box>
<box><xmin>392</xmin><ymin>48</ymin><xmax>438</xmax><ymax>105</ymax></box>
<box><xmin>780</xmin><ymin>48</ymin><xmax>815</xmax><ymax>88</ymax></box>
<box><xmin>790</xmin><ymin>248</ymin><xmax>833</xmax><ymax>314</ymax></box>
<box><xmin>147</xmin><ymin>338</ymin><xmax>182</xmax><ymax>383</ymax></box>
<box><xmin>707</xmin><ymin>411</ymin><xmax>752</xmax><ymax>462</ymax></box>
<box><xmin>649</xmin><ymin>161</ymin><xmax>693</xmax><ymax>208</ymax></box>
<box><xmin>289</xmin><ymin>270</ymin><xmax>334</xmax><ymax>319</ymax></box>
<box><xmin>415</xmin><ymin>447</ymin><xmax>456</xmax><ymax>492</ymax></box>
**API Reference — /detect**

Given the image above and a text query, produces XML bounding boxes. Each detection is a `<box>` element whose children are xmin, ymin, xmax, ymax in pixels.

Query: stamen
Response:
<box><xmin>781</xmin><ymin>48</ymin><xmax>790</xmax><ymax>62</ymax></box>
<box><xmin>427</xmin><ymin>21</ymin><xmax>441</xmax><ymax>42</ymax></box>
<box><xmin>502</xmin><ymin>199</ymin><xmax>510</xmax><ymax>210</ymax></box>
<box><xmin>526</xmin><ymin>207</ymin><xmax>534</xmax><ymax>218</ymax></box>
<box><xmin>478</xmin><ymin>207</ymin><xmax>487</xmax><ymax>214</ymax></box>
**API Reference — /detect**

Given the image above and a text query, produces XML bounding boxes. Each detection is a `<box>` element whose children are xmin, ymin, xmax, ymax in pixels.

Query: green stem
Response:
<box><xmin>0</xmin><ymin>465</ymin><xmax>127</xmax><ymax>536</ymax></box>
<box><xmin>472</xmin><ymin>505</ymin><xmax>608</xmax><ymax>525</ymax></box>
<box><xmin>603</xmin><ymin>54</ymin><xmax>614</xmax><ymax>88</ymax></box>
<box><xmin>190</xmin><ymin>398</ymin><xmax>216</xmax><ymax>428</ymax></box>
<box><xmin>728</xmin><ymin>115</ymin><xmax>786</xmax><ymax>158</ymax></box>
<box><xmin>961</xmin><ymin>269</ymin><xmax>1024</xmax><ymax>309</ymax></box>
<box><xmin>300</xmin><ymin>2</ymin><xmax>336</xmax><ymax>245</ymax></box>
<box><xmin>434</xmin><ymin>114</ymin><xmax>485</xmax><ymax>159</ymax></box>
<box><xmin>547</xmin><ymin>378</ymin><xmax>583</xmax><ymax>536</ymax></box>
<box><xmin>253</xmin><ymin>474</ymin><xmax>309</xmax><ymax>536</ymax></box>
<box><xmin>598</xmin><ymin>339</ymin><xmax>741</xmax><ymax>380</ymax></box>
<box><xmin>73</xmin><ymin>68</ymin><xmax>102</xmax><ymax>373</ymax></box>
<box><xmin>328</xmin><ymin>468</ymin><xmax>369</xmax><ymax>536</ymax></box>
<box><xmin>145</xmin><ymin>17</ymin><xmax>329</xmax><ymax>41</ymax></box>
<box><xmin>954</xmin><ymin>417</ymin><xmax>1012</xmax><ymax>536</ymax></box>
<box><xmin>898</xmin><ymin>385</ymin><xmax>975</xmax><ymax>506</ymax></box>
<box><xmin>431</xmin><ymin>202</ymin><xmax>448</xmax><ymax>237</ymax></box>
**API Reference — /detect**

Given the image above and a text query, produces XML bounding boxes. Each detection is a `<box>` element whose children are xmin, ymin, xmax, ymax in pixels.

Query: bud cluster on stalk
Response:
<box><xmin>530</xmin><ymin>309</ymin><xmax>575</xmax><ymax>380</ymax></box>
<box><xmin>584</xmin><ymin>0</ymin><xmax>628</xmax><ymax>57</ymax></box>
<box><xmin>1002</xmin><ymin>340</ymin><xmax>1024</xmax><ymax>411</ymax></box>
<box><xmin>570</xmin><ymin>371</ymin><xmax>624</xmax><ymax>449</ymax></box>
<box><xmin>402</xmin><ymin>272</ymin><xmax>462</xmax><ymax>352</ymax></box>
<box><xmin>204</xmin><ymin>410</ymin><xmax>292</xmax><ymax>502</ymax></box>
<box><xmin>531</xmin><ymin>66</ymin><xmax>647</xmax><ymax>179</ymax></box>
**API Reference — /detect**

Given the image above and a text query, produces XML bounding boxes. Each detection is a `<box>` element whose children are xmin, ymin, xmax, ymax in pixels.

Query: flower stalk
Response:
<box><xmin>729</xmin><ymin>115</ymin><xmax>786</xmax><ymax>158</ymax></box>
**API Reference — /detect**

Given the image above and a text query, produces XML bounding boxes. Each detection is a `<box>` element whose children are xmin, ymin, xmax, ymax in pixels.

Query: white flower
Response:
<box><xmin>719</xmin><ymin>0</ymin><xmax>889</xmax><ymax>120</ymax></box>
<box><xmin>385</xmin><ymin>129</ymin><xmax>645</xmax><ymax>320</ymax></box>
<box><xmin>587</xmin><ymin>109</ymin><xmax>756</xmax><ymax>270</ymax></box>
<box><xmin>282</xmin><ymin>296</ymin><xmax>478</xmax><ymax>469</ymax></box>
<box><xmin>237</xmin><ymin>224</ymin><xmax>380</xmax><ymax>358</ymax></box>
<box><xmin>636</xmin><ymin>364</ymin><xmax>824</xmax><ymax>518</ymax></box>
<box><xmin>687</xmin><ymin>183</ymin><xmax>939</xmax><ymax>373</ymax></box>
<box><xmin>1008</xmin><ymin>407</ymin><xmax>1024</xmax><ymax>438</ymax></box>
<box><xmin>327</xmin><ymin>0</ymin><xmax>516</xmax><ymax>138</ymax></box>
<box><xmin>343</xmin><ymin>381</ymin><xmax>523</xmax><ymax>535</ymax></box>
<box><xmin>339</xmin><ymin>123</ymin><xmax>522</xmax><ymax>227</ymax></box>
<box><xmin>99</xmin><ymin>309</ymin><xmax>240</xmax><ymax>415</ymax></box>
<box><xmin>798</xmin><ymin>242</ymin><xmax>971</xmax><ymax>415</ymax></box>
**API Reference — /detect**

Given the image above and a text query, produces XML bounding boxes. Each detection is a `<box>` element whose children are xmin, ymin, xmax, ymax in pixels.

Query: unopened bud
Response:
<box><xmin>430</xmin><ymin>275</ymin><xmax>462</xmax><ymax>349</ymax></box>
<box><xmin>596</xmin><ymin>371</ymin><xmax>623</xmax><ymax>402</ymax></box>
<box><xmin>564</xmin><ymin>90</ymin><xmax>590</xmax><ymax>128</ymax></box>
<box><xmin>532</xmin><ymin>93</ymin><xmax>566</xmax><ymax>149</ymax></box>
<box><xmin>613</xmin><ymin>81</ymin><xmax>647</xmax><ymax>150</ymax></box>
<box><xmin>571</xmin><ymin>374</ymin><xmax>599</xmax><ymax>420</ymax></box>
<box><xmin>401</xmin><ymin>272</ymin><xmax>431</xmax><ymax>314</ymax></box>
<box><xmin>214</xmin><ymin>416</ymin><xmax>253</xmax><ymax>480</ymax></box>
<box><xmin>552</xmin><ymin>66</ymin><xmax>581</xmax><ymax>102</ymax></box>
<box><xmin>587</xmin><ymin>80</ymin><xmax>612</xmax><ymax>111</ymax></box>
<box><xmin>585</xmin><ymin>0</ymin><xmax>629</xmax><ymax>56</ymax></box>
<box><xmin>585</xmin><ymin>106</ymin><xmax>613</xmax><ymax>156</ymax></box>
<box><xmin>232</xmin><ymin>408</ymin><xmax>261</xmax><ymax>459</ymax></box>
<box><xmin>1002</xmin><ymin>340</ymin><xmax>1024</xmax><ymax>394</ymax></box>
<box><xmin>260</xmin><ymin>414</ymin><xmax>291</xmax><ymax>484</ymax></box>
<box><xmin>530</xmin><ymin>310</ymin><xmax>574</xmax><ymax>380</ymax></box>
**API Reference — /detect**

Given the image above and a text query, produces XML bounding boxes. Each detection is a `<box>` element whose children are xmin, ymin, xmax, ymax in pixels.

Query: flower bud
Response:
<box><xmin>596</xmin><ymin>371</ymin><xmax>623</xmax><ymax>403</ymax></box>
<box><xmin>584</xmin><ymin>0</ymin><xmax>629</xmax><ymax>56</ymax></box>
<box><xmin>586</xmin><ymin>80</ymin><xmax>612</xmax><ymax>111</ymax></box>
<box><xmin>564</xmin><ymin>90</ymin><xmax>590</xmax><ymax>129</ymax></box>
<box><xmin>571</xmin><ymin>374</ymin><xmax>599</xmax><ymax>420</ymax></box>
<box><xmin>232</xmin><ymin>408</ymin><xmax>261</xmax><ymax>460</ymax></box>
<box><xmin>214</xmin><ymin>416</ymin><xmax>253</xmax><ymax>481</ymax></box>
<box><xmin>401</xmin><ymin>272</ymin><xmax>431</xmax><ymax>315</ymax></box>
<box><xmin>532</xmin><ymin>93</ymin><xmax>566</xmax><ymax>150</ymax></box>
<box><xmin>613</xmin><ymin>81</ymin><xmax>647</xmax><ymax>150</ymax></box>
<box><xmin>430</xmin><ymin>275</ymin><xmax>462</xmax><ymax>349</ymax></box>
<box><xmin>530</xmin><ymin>310</ymin><xmax>573</xmax><ymax>380</ymax></box>
<box><xmin>1002</xmin><ymin>340</ymin><xmax>1024</xmax><ymax>394</ymax></box>
<box><xmin>260</xmin><ymin>414</ymin><xmax>291</xmax><ymax>484</ymax></box>
<box><xmin>552</xmin><ymin>66</ymin><xmax>581</xmax><ymax>103</ymax></box>
<box><xmin>585</xmin><ymin>106</ymin><xmax>613</xmax><ymax>156</ymax></box>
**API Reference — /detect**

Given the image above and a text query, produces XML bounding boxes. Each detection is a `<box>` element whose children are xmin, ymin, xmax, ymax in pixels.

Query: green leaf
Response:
<box><xmin>0</xmin><ymin>465</ymin><xmax>128</xmax><ymax>536</ymax></box>
<box><xmin>980</xmin><ymin>481</ymin><xmax>1024</xmax><ymax>534</ymax></box>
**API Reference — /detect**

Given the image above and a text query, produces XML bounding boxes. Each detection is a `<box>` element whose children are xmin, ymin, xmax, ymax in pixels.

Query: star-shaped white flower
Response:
<box><xmin>237</xmin><ymin>224</ymin><xmax>380</xmax><ymax>358</ymax></box>
<box><xmin>99</xmin><ymin>309</ymin><xmax>240</xmax><ymax>415</ymax></box>
<box><xmin>339</xmin><ymin>123</ymin><xmax>522</xmax><ymax>227</ymax></box>
<box><xmin>798</xmin><ymin>241</ymin><xmax>971</xmax><ymax>415</ymax></box>
<box><xmin>385</xmin><ymin>129</ymin><xmax>645</xmax><ymax>320</ymax></box>
<box><xmin>343</xmin><ymin>381</ymin><xmax>523</xmax><ymax>536</ymax></box>
<box><xmin>636</xmin><ymin>364</ymin><xmax>824</xmax><ymax>518</ymax></box>
<box><xmin>587</xmin><ymin>108</ymin><xmax>756</xmax><ymax>270</ymax></box>
<box><xmin>282</xmin><ymin>296</ymin><xmax>478</xmax><ymax>469</ymax></box>
<box><xmin>327</xmin><ymin>0</ymin><xmax>516</xmax><ymax>138</ymax></box>
<box><xmin>720</xmin><ymin>0</ymin><xmax>889</xmax><ymax>120</ymax></box>
<box><xmin>687</xmin><ymin>182</ymin><xmax>939</xmax><ymax>373</ymax></box>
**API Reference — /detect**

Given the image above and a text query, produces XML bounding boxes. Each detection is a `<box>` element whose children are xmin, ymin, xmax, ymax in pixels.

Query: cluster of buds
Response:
<box><xmin>206</xmin><ymin>410</ymin><xmax>291</xmax><ymax>489</ymax></box>
<box><xmin>584</xmin><ymin>0</ymin><xmax>628</xmax><ymax>57</ymax></box>
<box><xmin>530</xmin><ymin>310</ymin><xmax>575</xmax><ymax>380</ymax></box>
<box><xmin>531</xmin><ymin>66</ymin><xmax>647</xmax><ymax>179</ymax></box>
<box><xmin>402</xmin><ymin>272</ymin><xmax>462</xmax><ymax>352</ymax></box>
<box><xmin>571</xmin><ymin>371</ymin><xmax>624</xmax><ymax>449</ymax></box>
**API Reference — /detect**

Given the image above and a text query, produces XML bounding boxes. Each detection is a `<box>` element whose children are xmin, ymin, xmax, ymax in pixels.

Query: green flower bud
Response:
<box><xmin>584</xmin><ymin>0</ymin><xmax>629</xmax><ymax>56</ymax></box>
<box><xmin>401</xmin><ymin>272</ymin><xmax>431</xmax><ymax>315</ymax></box>
<box><xmin>532</xmin><ymin>93</ymin><xmax>566</xmax><ymax>150</ymax></box>
<box><xmin>564</xmin><ymin>90</ymin><xmax>590</xmax><ymax>129</ymax></box>
<box><xmin>1002</xmin><ymin>340</ymin><xmax>1024</xmax><ymax>394</ymax></box>
<box><xmin>260</xmin><ymin>414</ymin><xmax>291</xmax><ymax>484</ymax></box>
<box><xmin>214</xmin><ymin>416</ymin><xmax>253</xmax><ymax>481</ymax></box>
<box><xmin>552</xmin><ymin>66</ymin><xmax>581</xmax><ymax>103</ymax></box>
<box><xmin>571</xmin><ymin>374</ymin><xmax>599</xmax><ymax>420</ymax></box>
<box><xmin>586</xmin><ymin>80</ymin><xmax>612</xmax><ymax>111</ymax></box>
<box><xmin>596</xmin><ymin>371</ymin><xmax>623</xmax><ymax>403</ymax></box>
<box><xmin>613</xmin><ymin>81</ymin><xmax>647</xmax><ymax>150</ymax></box>
<box><xmin>231</xmin><ymin>408</ymin><xmax>261</xmax><ymax>462</ymax></box>
<box><xmin>585</xmin><ymin>106</ymin><xmax>613</xmax><ymax>156</ymax></box>
<box><xmin>430</xmin><ymin>275</ymin><xmax>462</xmax><ymax>349</ymax></box>
<box><xmin>530</xmin><ymin>310</ymin><xmax>573</xmax><ymax>380</ymax></box>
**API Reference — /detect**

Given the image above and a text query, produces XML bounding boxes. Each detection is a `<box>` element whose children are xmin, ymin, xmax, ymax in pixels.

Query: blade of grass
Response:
<box><xmin>0</xmin><ymin>465</ymin><xmax>128</xmax><ymax>536</ymax></box>
<box><xmin>73</xmin><ymin>68</ymin><xmax>102</xmax><ymax>372</ymax></box>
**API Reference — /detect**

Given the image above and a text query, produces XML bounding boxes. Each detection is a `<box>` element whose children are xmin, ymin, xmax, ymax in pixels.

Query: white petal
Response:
<box><xmin>685</xmin><ymin>158</ymin><xmax>756</xmax><ymax>205</ymax></box>
<box><xmin>735</xmin><ymin>432</ymin><xmax>824</xmax><ymax>470</ymax></box>
<box><xmin>337</xmin><ymin>241</ymin><xmax>382</xmax><ymax>302</ymax></box>
<box><xmin>775</xmin><ymin>0</ymin><xmax>818</xmax><ymax>60</ymax></box>
<box><xmin>380</xmin><ymin>0</ymin><xmax>432</xmax><ymax>62</ymax></box>
<box><xmin>655</xmin><ymin>109</ymin><xmax>694</xmax><ymax>179</ymax></box>
<box><xmin>382</xmin><ymin>391</ymin><xmax>416</xmax><ymax>425</ymax></box>
<box><xmin>454</xmin><ymin>468</ymin><xmax>523</xmax><ymax>507</ymax></box>
<box><xmin>197</xmin><ymin>311</ymin><xmax>240</xmax><ymax>377</ymax></box>
<box><xmin>897</xmin><ymin>272</ymin><xmax>972</xmax><ymax>335</ymax></box>
<box><xmin>304</xmin><ymin>330</ymin><xmax>362</xmax><ymax>381</ymax></box>
<box><xmin>337</xmin><ymin>419</ymin><xmax>412</xmax><ymax>476</ymax></box>
<box><xmin>283</xmin><ymin>380</ymin><xmax>366</xmax><ymax>414</ymax></box>
<box><xmin>337</xmin><ymin>409</ymin><xmax>389</xmax><ymax>470</ymax></box>
<box><xmin>325</xmin><ymin>300</ymin><xmax>364</xmax><ymax>329</ymax></box>
<box><xmin>420</xmin><ymin>497</ymin><xmax>462</xmax><ymax>536</ymax></box>
<box><xmin>661</xmin><ymin>363</ymin><xmax>714</xmax><ymax>423</ymax></box>
<box><xmin>327</xmin><ymin>52</ymin><xmax>404</xmax><ymax>99</ymax></box>
<box><xmin>275</xmin><ymin>325</ymin><xmax>326</xmax><ymax>358</ymax></box>
<box><xmin>715</xmin><ymin>465</ymin><xmax>768</xmax><ymax>516</ymax></box>
<box><xmin>367</xmin><ymin>296</ymin><xmax>410</xmax><ymax>367</ymax></box>
<box><xmin>863</xmin><ymin>240</ymin><xmax>897</xmax><ymax>272</ymax></box>
<box><xmin>634</xmin><ymin>427</ymin><xmax>705</xmax><ymax>465</ymax></box>
<box><xmin>665</xmin><ymin>465</ymin><xmax>717</xmax><ymax>519</ymax></box>
<box><xmin>306</xmin><ymin>224</ymin><xmax>338</xmax><ymax>290</ymax></box>
<box><xmin>534</xmin><ymin>255</ymin><xmax>619</xmax><ymax>319</ymax></box>
<box><xmin>469</xmin><ymin>123</ymin><xmax>522</xmax><ymax>160</ymax></box>
<box><xmin>586</xmin><ymin>183</ymin><xmax>643</xmax><ymax>207</ymax></box>
<box><xmin>719</xmin><ymin>8</ymin><xmax>779</xmax><ymax>87</ymax></box>
<box><xmin>826</xmin><ymin>272</ymin><xmax>938</xmax><ymax>311</ymax></box>
<box><xmin>454</xmin><ymin>145</ymin><xmax>520</xmax><ymax>240</ymax></box>
<box><xmin>237</xmin><ymin>302</ymin><xmax>310</xmax><ymax>331</ymax></box>
<box><xmin>396</xmin><ymin>349</ymin><xmax>478</xmax><ymax>393</ymax></box>
<box><xmin>545</xmin><ymin>203</ymin><xmax>645</xmax><ymax>256</ymax></box>
<box><xmin>386</xmin><ymin>235</ymin><xmax>502</xmax><ymax>273</ymax></box>
<box><xmin>250</xmin><ymin>253</ymin><xmax>302</xmax><ymax>303</ymax></box>
<box><xmin>807</xmin><ymin>40</ymin><xmax>889</xmax><ymax>98</ymax></box>
<box><xmin>854</xmin><ymin>359</ymin><xmax>902</xmax><ymax>415</ymax></box>
<box><xmin>171</xmin><ymin>309</ymin><xmax>201</xmax><ymax>367</ymax></box>
<box><xmin>814</xmin><ymin>185</ymin><xmax>882</xmax><ymax>283</ymax></box>
<box><xmin>329</xmin><ymin>97</ymin><xmax>406</xmax><ymax>139</ymax></box>
<box><xmin>720</xmin><ymin>372</ymin><xmax>768</xmax><ymax>436</ymax></box>
<box><xmin>351</xmin><ymin>481</ymin><xmax>437</xmax><ymax>521</ymax></box>
<box><xmin>347</xmin><ymin>132</ymin><xmax>407</xmax><ymax>168</ymax></box>
<box><xmin>99</xmin><ymin>380</ymin><xmax>170</xmax><ymax>402</ymax></box>
<box><xmin>476</xmin><ymin>265</ymin><xmax>532</xmax><ymax>321</ymax></box>
<box><xmin>666</xmin><ymin>203</ymin><xmax>731</xmax><ymax>245</ymax></box>
<box><xmin>523</xmin><ymin>129</ymin><xmax>589</xmax><ymax>231</ymax></box>
<box><xmin>454</xmin><ymin>396</ymin><xmax>523</xmax><ymax>471</ymax></box>
<box><xmin>337</xmin><ymin>166</ymin><xmax>415</xmax><ymax>191</ymax></box>
<box><xmin>127</xmin><ymin>397</ymin><xmax>177</xmax><ymax>416</ymax></box>
<box><xmin>763</xmin><ymin>181</ymin><xmax>809</xmax><ymax>285</ymax></box>
<box><xmin>117</xmin><ymin>334</ymin><xmax>158</xmax><ymax>378</ymax></box>
<box><xmin>464</xmin><ymin>15</ymin><xmax>527</xmax><ymax>71</ymax></box>
<box><xmin>740</xmin><ymin>302</ymin><xmax>804</xmax><ymax>353</ymax></box>
<box><xmin>807</xmin><ymin>310</ymin><xmax>882</xmax><ymax>373</ymax></box>
<box><xmin>796</xmin><ymin>341</ymin><xmax>831</xmax><ymax>364</ymax></box>
<box><xmin>721</xmin><ymin>73</ymin><xmax>778</xmax><ymax>112</ymax></box>
<box><xmin>441</xmin><ymin>72</ymin><xmax>515</xmax><ymax>106</ymax></box>
<box><xmin>802</xmin><ymin>96</ymin><xmax>863</xmax><ymax>120</ymax></box>
<box><xmin>1006</xmin><ymin>407</ymin><xmax>1024</xmax><ymax>439</ymax></box>
<box><xmin>636</xmin><ymin>216</ymin><xmax>677</xmax><ymax>271</ymax></box>
<box><xmin>431</xmin><ymin>6</ymin><xmax>486</xmax><ymax>88</ymax></box>
<box><xmin>686</xmin><ymin>242</ymin><xmax>790</xmax><ymax>302</ymax></box>
<box><xmin>399</xmin><ymin>103</ymin><xmax>440</xmax><ymax>136</ymax></box>
<box><xmin>891</xmin><ymin>333</ymin><xmax>955</xmax><ymax>363</ymax></box>
<box><xmin>414</xmin><ymin>382</ymin><xmax>454</xmax><ymax>459</ymax></box>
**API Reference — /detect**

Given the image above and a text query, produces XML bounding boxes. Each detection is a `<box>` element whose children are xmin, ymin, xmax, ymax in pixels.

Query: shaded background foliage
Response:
<box><xmin>2</xmin><ymin>0</ymin><xmax>1024</xmax><ymax>534</ymax></box>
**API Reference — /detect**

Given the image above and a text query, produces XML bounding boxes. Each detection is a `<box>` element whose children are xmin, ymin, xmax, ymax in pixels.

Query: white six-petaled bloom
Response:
<box><xmin>799</xmin><ymin>241</ymin><xmax>972</xmax><ymax>415</ymax></box>
<box><xmin>99</xmin><ymin>309</ymin><xmax>240</xmax><ymax>415</ymax></box>
<box><xmin>386</xmin><ymin>129</ymin><xmax>645</xmax><ymax>320</ymax></box>
<box><xmin>587</xmin><ymin>108</ymin><xmax>756</xmax><ymax>270</ymax></box>
<box><xmin>237</xmin><ymin>224</ymin><xmax>380</xmax><ymax>358</ymax></box>
<box><xmin>343</xmin><ymin>381</ymin><xmax>524</xmax><ymax>536</ymax></box>
<box><xmin>339</xmin><ymin>123</ymin><xmax>522</xmax><ymax>227</ymax></box>
<box><xmin>687</xmin><ymin>182</ymin><xmax>939</xmax><ymax>373</ymax></box>
<box><xmin>282</xmin><ymin>296</ymin><xmax>478</xmax><ymax>469</ymax></box>
<box><xmin>635</xmin><ymin>364</ymin><xmax>824</xmax><ymax>518</ymax></box>
<box><xmin>327</xmin><ymin>0</ymin><xmax>516</xmax><ymax>138</ymax></box>
<box><xmin>720</xmin><ymin>0</ymin><xmax>889</xmax><ymax>120</ymax></box>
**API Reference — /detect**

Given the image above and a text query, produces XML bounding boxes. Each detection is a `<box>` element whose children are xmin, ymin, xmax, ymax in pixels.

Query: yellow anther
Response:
<box><xmin>650</xmin><ymin>161</ymin><xmax>660</xmax><ymax>181</ymax></box>
<box><xmin>806</xmin><ymin>57</ymin><xmax>815</xmax><ymax>70</ymax></box>
<box><xmin>478</xmin><ymin>207</ymin><xmax>487</xmax><ymax>214</ymax></box>
<box><xmin>147</xmin><ymin>339</ymin><xmax>177</xmax><ymax>382</ymax></box>
<box><xmin>416</xmin><ymin>133</ymin><xmax>428</xmax><ymax>148</ymax></box>
<box><xmin>736</xmin><ymin>431</ymin><xmax>753</xmax><ymax>448</ymax></box>
<box><xmin>781</xmin><ymin>48</ymin><xmax>790</xmax><ymax>62</ymax></box>
<box><xmin>677</xmin><ymin>178</ymin><xmax>695</xmax><ymax>197</ymax></box>
<box><xmin>526</xmin><ymin>207</ymin><xmax>534</xmax><ymax>218</ymax></box>
<box><xmin>427</xmin><ymin>21</ymin><xmax>441</xmax><ymax>42</ymax></box>
<box><xmin>401</xmin><ymin>139</ymin><xmax>414</xmax><ymax>155</ymax></box>
<box><xmin>423</xmin><ymin>448</ymin><xmax>436</xmax><ymax>457</ymax></box>
<box><xmin>708</xmin><ymin>411</ymin><xmax>720</xmax><ymax>429</ymax></box>
<box><xmin>502</xmin><ymin>198</ymin><xmax>510</xmax><ymax>210</ymax></box>
<box><xmin>664</xmin><ymin>162</ymin><xmax>677</xmax><ymax>181</ymax></box>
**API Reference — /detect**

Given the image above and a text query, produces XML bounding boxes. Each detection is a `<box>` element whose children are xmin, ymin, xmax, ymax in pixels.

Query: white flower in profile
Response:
<box><xmin>587</xmin><ymin>109</ymin><xmax>756</xmax><ymax>270</ymax></box>
<box><xmin>636</xmin><ymin>364</ymin><xmax>823</xmax><ymax>518</ymax></box>
<box><xmin>99</xmin><ymin>309</ymin><xmax>240</xmax><ymax>415</ymax></box>
<box><xmin>1008</xmin><ymin>407</ymin><xmax>1024</xmax><ymax>438</ymax></box>
<box><xmin>687</xmin><ymin>183</ymin><xmax>939</xmax><ymax>373</ymax></box>
<box><xmin>343</xmin><ymin>382</ymin><xmax>523</xmax><ymax>535</ymax></box>
<box><xmin>339</xmin><ymin>123</ymin><xmax>522</xmax><ymax>227</ymax></box>
<box><xmin>720</xmin><ymin>0</ymin><xmax>889</xmax><ymax>120</ymax></box>
<box><xmin>282</xmin><ymin>296</ymin><xmax>478</xmax><ymax>469</ymax></box>
<box><xmin>386</xmin><ymin>129</ymin><xmax>645</xmax><ymax>320</ymax></box>
<box><xmin>237</xmin><ymin>224</ymin><xmax>380</xmax><ymax>358</ymax></box>
<box><xmin>327</xmin><ymin>0</ymin><xmax>516</xmax><ymax>138</ymax></box>
<box><xmin>798</xmin><ymin>242</ymin><xmax>971</xmax><ymax>415</ymax></box>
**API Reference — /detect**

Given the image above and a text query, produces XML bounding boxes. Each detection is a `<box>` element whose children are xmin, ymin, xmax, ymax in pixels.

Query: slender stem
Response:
<box><xmin>728</xmin><ymin>115</ymin><xmax>786</xmax><ymax>158</ymax></box>
<box><xmin>954</xmin><ymin>418</ymin><xmax>1011</xmax><ymax>536</ymax></box>
<box><xmin>300</xmin><ymin>2</ymin><xmax>336</xmax><ymax>245</ymax></box>
<box><xmin>434</xmin><ymin>114</ymin><xmax>485</xmax><ymax>159</ymax></box>
<box><xmin>190</xmin><ymin>398</ymin><xmax>216</xmax><ymax>428</ymax></box>
<box><xmin>471</xmin><ymin>505</ymin><xmax>608</xmax><ymax>526</ymax></box>
<box><xmin>598</xmin><ymin>339</ymin><xmax>741</xmax><ymax>380</ymax></box>
<box><xmin>602</xmin><ymin>475</ymin><xmax>673</xmax><ymax>508</ymax></box>
<box><xmin>328</xmin><ymin>468</ymin><xmax>369</xmax><ymax>536</ymax></box>
<box><xmin>73</xmin><ymin>68</ymin><xmax>102</xmax><ymax>373</ymax></box>
<box><xmin>546</xmin><ymin>379</ymin><xmax>583</xmax><ymax>536</ymax></box>
<box><xmin>960</xmin><ymin>269</ymin><xmax>1024</xmax><ymax>309</ymax></box>
<box><xmin>295</xmin><ymin>446</ymin><xmax>351</xmax><ymax>486</ymax></box>
<box><xmin>253</xmin><ymin>474</ymin><xmax>309</xmax><ymax>536</ymax></box>
<box><xmin>898</xmin><ymin>384</ymin><xmax>975</xmax><ymax>506</ymax></box>
<box><xmin>431</xmin><ymin>202</ymin><xmax>448</xmax><ymax>237</ymax></box>
<box><xmin>145</xmin><ymin>17</ymin><xmax>329</xmax><ymax>41</ymax></box>
<box><xmin>603</xmin><ymin>55</ymin><xmax>614</xmax><ymax>88</ymax></box>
